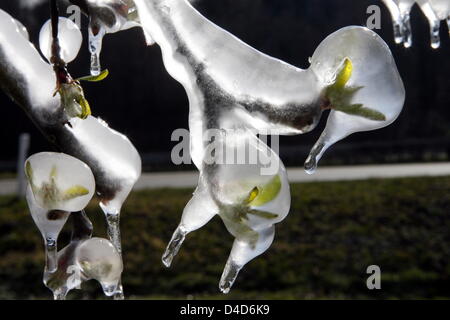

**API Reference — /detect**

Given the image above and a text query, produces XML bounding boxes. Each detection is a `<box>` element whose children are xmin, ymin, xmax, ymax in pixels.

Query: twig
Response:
<box><xmin>49</xmin><ymin>0</ymin><xmax>72</xmax><ymax>87</ymax></box>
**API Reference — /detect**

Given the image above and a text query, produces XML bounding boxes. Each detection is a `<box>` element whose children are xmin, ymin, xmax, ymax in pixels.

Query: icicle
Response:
<box><xmin>428</xmin><ymin>0</ymin><xmax>450</xmax><ymax>43</ymax></box>
<box><xmin>162</xmin><ymin>225</ymin><xmax>188</xmax><ymax>267</ymax></box>
<box><xmin>99</xmin><ymin>202</ymin><xmax>125</xmax><ymax>299</ymax></box>
<box><xmin>80</xmin><ymin>0</ymin><xmax>142</xmax><ymax>74</ymax></box>
<box><xmin>417</xmin><ymin>0</ymin><xmax>441</xmax><ymax>48</ymax></box>
<box><xmin>382</xmin><ymin>0</ymin><xmax>405</xmax><ymax>44</ymax></box>
<box><xmin>89</xmin><ymin>25</ymin><xmax>106</xmax><ymax>76</ymax></box>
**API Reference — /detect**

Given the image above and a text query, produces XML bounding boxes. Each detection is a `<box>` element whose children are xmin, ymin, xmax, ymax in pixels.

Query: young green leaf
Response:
<box><xmin>335</xmin><ymin>104</ymin><xmax>387</xmax><ymax>121</ymax></box>
<box><xmin>249</xmin><ymin>175</ymin><xmax>282</xmax><ymax>207</ymax></box>
<box><xmin>76</xmin><ymin>69</ymin><xmax>109</xmax><ymax>82</ymax></box>
<box><xmin>63</xmin><ymin>185</ymin><xmax>89</xmax><ymax>201</ymax></box>
<box><xmin>25</xmin><ymin>161</ymin><xmax>33</xmax><ymax>182</ymax></box>
<box><xmin>248</xmin><ymin>209</ymin><xmax>279</xmax><ymax>220</ymax></box>
<box><xmin>77</xmin><ymin>97</ymin><xmax>91</xmax><ymax>119</ymax></box>
<box><xmin>333</xmin><ymin>58</ymin><xmax>353</xmax><ymax>89</ymax></box>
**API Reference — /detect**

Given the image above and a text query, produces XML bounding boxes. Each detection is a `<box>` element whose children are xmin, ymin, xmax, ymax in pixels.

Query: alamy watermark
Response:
<box><xmin>366</xmin><ymin>265</ymin><xmax>382</xmax><ymax>290</ymax></box>
<box><xmin>367</xmin><ymin>5</ymin><xmax>382</xmax><ymax>30</ymax></box>
<box><xmin>171</xmin><ymin>128</ymin><xmax>281</xmax><ymax>176</ymax></box>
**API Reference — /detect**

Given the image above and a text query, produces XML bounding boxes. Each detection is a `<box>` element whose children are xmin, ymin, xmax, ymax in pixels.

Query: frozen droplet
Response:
<box><xmin>25</xmin><ymin>152</ymin><xmax>96</xmax><ymax>212</ymax></box>
<box><xmin>39</xmin><ymin>17</ymin><xmax>82</xmax><ymax>63</ymax></box>
<box><xmin>76</xmin><ymin>237</ymin><xmax>123</xmax><ymax>297</ymax></box>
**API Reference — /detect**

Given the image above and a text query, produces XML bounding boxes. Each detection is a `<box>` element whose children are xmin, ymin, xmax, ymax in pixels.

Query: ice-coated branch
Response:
<box><xmin>0</xmin><ymin>9</ymin><xmax>141</xmax><ymax>299</ymax></box>
<box><xmin>132</xmin><ymin>0</ymin><xmax>404</xmax><ymax>293</ymax></box>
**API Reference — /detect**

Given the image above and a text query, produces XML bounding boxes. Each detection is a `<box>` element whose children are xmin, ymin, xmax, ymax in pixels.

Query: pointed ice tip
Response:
<box><xmin>162</xmin><ymin>253</ymin><xmax>173</xmax><ymax>268</ymax></box>
<box><xmin>219</xmin><ymin>285</ymin><xmax>231</xmax><ymax>295</ymax></box>
<box><xmin>304</xmin><ymin>157</ymin><xmax>317</xmax><ymax>175</ymax></box>
<box><xmin>101</xmin><ymin>283</ymin><xmax>118</xmax><ymax>297</ymax></box>
<box><xmin>219</xmin><ymin>259</ymin><xmax>241</xmax><ymax>295</ymax></box>
<box><xmin>162</xmin><ymin>225</ymin><xmax>187</xmax><ymax>268</ymax></box>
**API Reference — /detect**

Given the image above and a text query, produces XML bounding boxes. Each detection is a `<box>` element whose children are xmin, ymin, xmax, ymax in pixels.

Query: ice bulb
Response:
<box><xmin>39</xmin><ymin>17</ymin><xmax>82</xmax><ymax>63</ymax></box>
<box><xmin>25</xmin><ymin>152</ymin><xmax>96</xmax><ymax>212</ymax></box>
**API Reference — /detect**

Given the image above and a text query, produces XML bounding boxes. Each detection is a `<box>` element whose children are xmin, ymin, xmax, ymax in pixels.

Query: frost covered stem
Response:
<box><xmin>50</xmin><ymin>0</ymin><xmax>71</xmax><ymax>86</ymax></box>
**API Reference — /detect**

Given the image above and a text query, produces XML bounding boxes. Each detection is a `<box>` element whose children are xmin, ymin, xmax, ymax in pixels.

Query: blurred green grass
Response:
<box><xmin>1</xmin><ymin>176</ymin><xmax>450</xmax><ymax>300</ymax></box>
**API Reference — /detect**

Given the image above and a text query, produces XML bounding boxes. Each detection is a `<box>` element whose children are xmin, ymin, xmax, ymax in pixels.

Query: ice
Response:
<box><xmin>417</xmin><ymin>0</ymin><xmax>442</xmax><ymax>48</ymax></box>
<box><xmin>162</xmin><ymin>131</ymin><xmax>291</xmax><ymax>294</ymax></box>
<box><xmin>44</xmin><ymin>211</ymin><xmax>93</xmax><ymax>300</ymax></box>
<box><xmin>25</xmin><ymin>152</ymin><xmax>96</xmax><ymax>212</ymax></box>
<box><xmin>428</xmin><ymin>0</ymin><xmax>450</xmax><ymax>46</ymax></box>
<box><xmin>24</xmin><ymin>152</ymin><xmax>95</xmax><ymax>273</ymax></box>
<box><xmin>429</xmin><ymin>0</ymin><xmax>450</xmax><ymax>20</ymax></box>
<box><xmin>74</xmin><ymin>0</ymin><xmax>140</xmax><ymax>75</ymax></box>
<box><xmin>39</xmin><ymin>17</ymin><xmax>83</xmax><ymax>63</ymax></box>
<box><xmin>135</xmin><ymin>0</ymin><xmax>404</xmax><ymax>292</ymax></box>
<box><xmin>44</xmin><ymin>212</ymin><xmax>122</xmax><ymax>299</ymax></box>
<box><xmin>382</xmin><ymin>0</ymin><xmax>415</xmax><ymax>47</ymax></box>
<box><xmin>44</xmin><ymin>241</ymin><xmax>83</xmax><ymax>299</ymax></box>
<box><xmin>0</xmin><ymin>9</ymin><xmax>142</xmax><ymax>298</ymax></box>
<box><xmin>383</xmin><ymin>0</ymin><xmax>449</xmax><ymax>48</ymax></box>
<box><xmin>75</xmin><ymin>237</ymin><xmax>123</xmax><ymax>296</ymax></box>
<box><xmin>26</xmin><ymin>186</ymin><xmax>70</xmax><ymax>273</ymax></box>
<box><xmin>47</xmin><ymin>236</ymin><xmax>122</xmax><ymax>299</ymax></box>
<box><xmin>305</xmin><ymin>28</ymin><xmax>406</xmax><ymax>174</ymax></box>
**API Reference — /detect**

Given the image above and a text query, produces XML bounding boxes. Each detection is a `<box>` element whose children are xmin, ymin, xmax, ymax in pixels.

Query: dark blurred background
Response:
<box><xmin>0</xmin><ymin>0</ymin><xmax>450</xmax><ymax>300</ymax></box>
<box><xmin>0</xmin><ymin>0</ymin><xmax>449</xmax><ymax>172</ymax></box>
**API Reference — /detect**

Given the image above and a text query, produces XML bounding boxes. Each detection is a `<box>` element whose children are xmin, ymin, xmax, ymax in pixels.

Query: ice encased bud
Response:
<box><xmin>39</xmin><ymin>17</ymin><xmax>82</xmax><ymax>63</ymax></box>
<box><xmin>305</xmin><ymin>27</ymin><xmax>405</xmax><ymax>173</ymax></box>
<box><xmin>25</xmin><ymin>152</ymin><xmax>95</xmax><ymax>212</ymax></box>
<box><xmin>75</xmin><ymin>237</ymin><xmax>123</xmax><ymax>296</ymax></box>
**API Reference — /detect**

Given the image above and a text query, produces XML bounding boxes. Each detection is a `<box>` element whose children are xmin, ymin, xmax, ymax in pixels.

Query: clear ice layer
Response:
<box><xmin>134</xmin><ymin>0</ymin><xmax>404</xmax><ymax>293</ymax></box>
<box><xmin>39</xmin><ymin>17</ymin><xmax>82</xmax><ymax>63</ymax></box>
